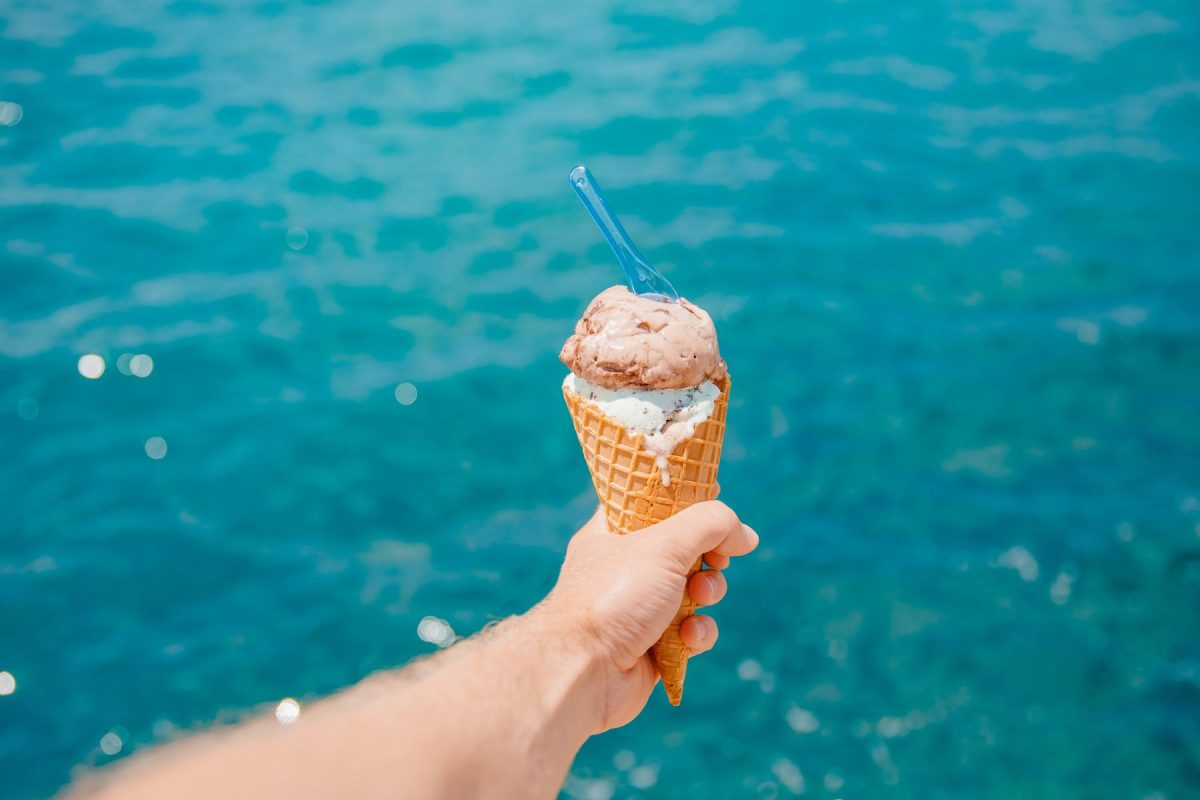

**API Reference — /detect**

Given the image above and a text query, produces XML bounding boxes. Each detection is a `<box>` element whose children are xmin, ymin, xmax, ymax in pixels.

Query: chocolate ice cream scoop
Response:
<box><xmin>560</xmin><ymin>285</ymin><xmax>727</xmax><ymax>390</ymax></box>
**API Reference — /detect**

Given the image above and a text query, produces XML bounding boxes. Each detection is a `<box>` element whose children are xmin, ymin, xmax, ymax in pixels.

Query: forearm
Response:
<box><xmin>393</xmin><ymin>605</ymin><xmax>604</xmax><ymax>797</ymax></box>
<box><xmin>71</xmin><ymin>608</ymin><xmax>603</xmax><ymax>800</ymax></box>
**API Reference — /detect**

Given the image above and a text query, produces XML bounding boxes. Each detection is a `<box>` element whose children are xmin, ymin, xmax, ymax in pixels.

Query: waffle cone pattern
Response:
<box><xmin>563</xmin><ymin>374</ymin><xmax>730</xmax><ymax>705</ymax></box>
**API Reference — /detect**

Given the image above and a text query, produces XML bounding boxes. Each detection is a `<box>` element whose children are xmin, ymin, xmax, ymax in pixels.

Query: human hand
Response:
<box><xmin>541</xmin><ymin>501</ymin><xmax>758</xmax><ymax>732</ymax></box>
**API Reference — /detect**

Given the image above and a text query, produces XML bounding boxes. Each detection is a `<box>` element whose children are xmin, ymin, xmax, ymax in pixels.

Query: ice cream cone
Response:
<box><xmin>563</xmin><ymin>374</ymin><xmax>730</xmax><ymax>705</ymax></box>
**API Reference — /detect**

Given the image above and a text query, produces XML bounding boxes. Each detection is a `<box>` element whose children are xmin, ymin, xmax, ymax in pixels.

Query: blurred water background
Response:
<box><xmin>3</xmin><ymin>1</ymin><xmax>1199</xmax><ymax>797</ymax></box>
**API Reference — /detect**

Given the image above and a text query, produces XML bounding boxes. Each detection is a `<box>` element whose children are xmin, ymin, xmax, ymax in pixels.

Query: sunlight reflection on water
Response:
<box><xmin>3</xmin><ymin>0</ymin><xmax>1199</xmax><ymax>798</ymax></box>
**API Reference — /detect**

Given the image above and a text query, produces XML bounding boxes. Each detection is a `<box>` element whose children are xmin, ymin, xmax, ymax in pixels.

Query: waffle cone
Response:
<box><xmin>563</xmin><ymin>374</ymin><xmax>730</xmax><ymax>705</ymax></box>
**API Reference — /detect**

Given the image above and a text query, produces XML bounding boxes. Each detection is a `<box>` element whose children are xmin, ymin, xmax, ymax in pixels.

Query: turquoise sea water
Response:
<box><xmin>3</xmin><ymin>1</ymin><xmax>1199</xmax><ymax>797</ymax></box>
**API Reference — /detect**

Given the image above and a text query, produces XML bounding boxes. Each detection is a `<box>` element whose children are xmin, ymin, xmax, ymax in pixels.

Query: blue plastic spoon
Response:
<box><xmin>570</xmin><ymin>165</ymin><xmax>680</xmax><ymax>303</ymax></box>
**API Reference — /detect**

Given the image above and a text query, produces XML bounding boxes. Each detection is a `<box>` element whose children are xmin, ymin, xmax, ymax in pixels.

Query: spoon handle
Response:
<box><xmin>570</xmin><ymin>165</ymin><xmax>679</xmax><ymax>302</ymax></box>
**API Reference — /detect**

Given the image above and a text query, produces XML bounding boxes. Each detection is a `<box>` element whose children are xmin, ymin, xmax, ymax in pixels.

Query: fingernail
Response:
<box><xmin>743</xmin><ymin>524</ymin><xmax>760</xmax><ymax>547</ymax></box>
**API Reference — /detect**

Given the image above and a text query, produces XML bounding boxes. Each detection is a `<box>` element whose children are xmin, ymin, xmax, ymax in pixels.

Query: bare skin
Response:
<box><xmin>65</xmin><ymin>501</ymin><xmax>758</xmax><ymax>800</ymax></box>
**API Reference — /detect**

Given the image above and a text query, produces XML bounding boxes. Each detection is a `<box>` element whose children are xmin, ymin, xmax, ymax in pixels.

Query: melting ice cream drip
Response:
<box><xmin>564</xmin><ymin>374</ymin><xmax>720</xmax><ymax>486</ymax></box>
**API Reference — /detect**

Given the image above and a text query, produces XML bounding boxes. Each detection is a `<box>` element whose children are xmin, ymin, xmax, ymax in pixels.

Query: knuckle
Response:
<box><xmin>697</xmin><ymin>500</ymin><xmax>739</xmax><ymax>531</ymax></box>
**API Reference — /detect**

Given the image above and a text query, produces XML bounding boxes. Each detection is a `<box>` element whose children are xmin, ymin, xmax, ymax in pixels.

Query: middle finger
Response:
<box><xmin>688</xmin><ymin>569</ymin><xmax>727</xmax><ymax>606</ymax></box>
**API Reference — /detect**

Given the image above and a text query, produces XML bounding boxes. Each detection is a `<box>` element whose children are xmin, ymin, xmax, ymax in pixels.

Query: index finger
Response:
<box><xmin>641</xmin><ymin>501</ymin><xmax>759</xmax><ymax>573</ymax></box>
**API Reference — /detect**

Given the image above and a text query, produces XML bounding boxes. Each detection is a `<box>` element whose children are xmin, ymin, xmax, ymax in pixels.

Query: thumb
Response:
<box><xmin>638</xmin><ymin>501</ymin><xmax>758</xmax><ymax>573</ymax></box>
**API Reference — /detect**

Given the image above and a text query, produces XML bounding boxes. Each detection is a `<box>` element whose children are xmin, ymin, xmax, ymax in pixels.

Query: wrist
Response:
<box><xmin>520</xmin><ymin>602</ymin><xmax>607</xmax><ymax>739</ymax></box>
